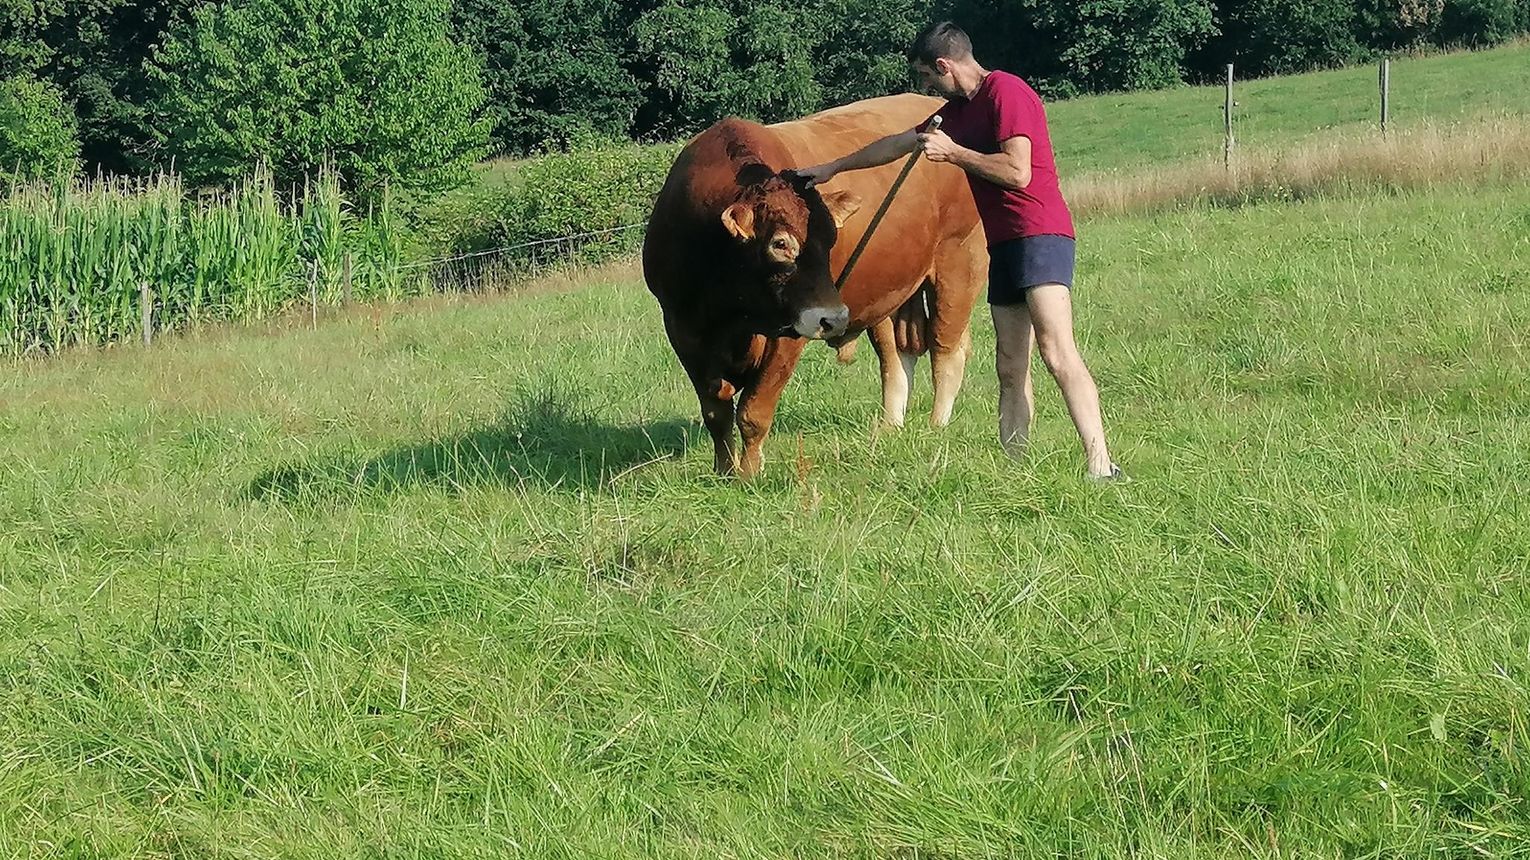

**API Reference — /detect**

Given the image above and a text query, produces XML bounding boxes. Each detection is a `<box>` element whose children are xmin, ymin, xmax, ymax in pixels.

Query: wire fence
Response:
<box><xmin>400</xmin><ymin>223</ymin><xmax>650</xmax><ymax>297</ymax></box>
<box><xmin>397</xmin><ymin>223</ymin><xmax>646</xmax><ymax>272</ymax></box>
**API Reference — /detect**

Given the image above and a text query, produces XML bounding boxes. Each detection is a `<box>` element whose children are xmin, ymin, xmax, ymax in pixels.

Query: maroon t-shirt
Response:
<box><xmin>920</xmin><ymin>71</ymin><xmax>1075</xmax><ymax>244</ymax></box>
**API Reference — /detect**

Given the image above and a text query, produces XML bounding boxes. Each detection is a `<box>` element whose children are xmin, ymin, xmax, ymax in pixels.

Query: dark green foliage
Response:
<box><xmin>1439</xmin><ymin>0</ymin><xmax>1524</xmax><ymax>45</ymax></box>
<box><xmin>1196</xmin><ymin>0</ymin><xmax>1364</xmax><ymax>77</ymax></box>
<box><xmin>810</xmin><ymin>0</ymin><xmax>929</xmax><ymax>107</ymax></box>
<box><xmin>632</xmin><ymin>0</ymin><xmax>822</xmax><ymax>138</ymax></box>
<box><xmin>1353</xmin><ymin>0</ymin><xmax>1449</xmax><ymax>51</ymax></box>
<box><xmin>0</xmin><ymin>0</ymin><xmax>197</xmax><ymax>174</ymax></box>
<box><xmin>1033</xmin><ymin>0</ymin><xmax>1217</xmax><ymax>94</ymax></box>
<box><xmin>450</xmin><ymin>0</ymin><xmax>645</xmax><ymax>155</ymax></box>
<box><xmin>0</xmin><ymin>0</ymin><xmax>1525</xmax><ymax>184</ymax></box>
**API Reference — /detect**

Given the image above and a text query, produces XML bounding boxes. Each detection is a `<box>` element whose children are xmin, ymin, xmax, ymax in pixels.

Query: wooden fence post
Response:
<box><xmin>1380</xmin><ymin>58</ymin><xmax>1391</xmax><ymax>136</ymax></box>
<box><xmin>1223</xmin><ymin>63</ymin><xmax>1236</xmax><ymax>171</ymax></box>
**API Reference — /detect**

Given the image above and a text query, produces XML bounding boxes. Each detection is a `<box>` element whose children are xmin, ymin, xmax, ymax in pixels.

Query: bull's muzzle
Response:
<box><xmin>794</xmin><ymin>304</ymin><xmax>851</xmax><ymax>340</ymax></box>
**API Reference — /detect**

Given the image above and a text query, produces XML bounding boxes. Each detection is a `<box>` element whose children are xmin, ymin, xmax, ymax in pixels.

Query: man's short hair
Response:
<box><xmin>907</xmin><ymin>21</ymin><xmax>973</xmax><ymax>67</ymax></box>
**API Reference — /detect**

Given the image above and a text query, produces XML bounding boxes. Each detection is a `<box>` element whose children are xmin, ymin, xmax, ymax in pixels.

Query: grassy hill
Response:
<box><xmin>419</xmin><ymin>41</ymin><xmax>1530</xmax><ymax>259</ymax></box>
<box><xmin>1040</xmin><ymin>39</ymin><xmax>1530</xmax><ymax>174</ymax></box>
<box><xmin>4</xmin><ymin>173</ymin><xmax>1528</xmax><ymax>855</ymax></box>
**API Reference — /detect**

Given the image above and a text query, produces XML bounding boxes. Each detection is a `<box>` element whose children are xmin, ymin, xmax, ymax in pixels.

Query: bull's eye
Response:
<box><xmin>766</xmin><ymin>233</ymin><xmax>800</xmax><ymax>267</ymax></box>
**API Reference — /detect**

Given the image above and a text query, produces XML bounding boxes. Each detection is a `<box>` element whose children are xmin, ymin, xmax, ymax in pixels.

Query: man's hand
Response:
<box><xmin>919</xmin><ymin>129</ymin><xmax>961</xmax><ymax>163</ymax></box>
<box><xmin>792</xmin><ymin>163</ymin><xmax>838</xmax><ymax>187</ymax></box>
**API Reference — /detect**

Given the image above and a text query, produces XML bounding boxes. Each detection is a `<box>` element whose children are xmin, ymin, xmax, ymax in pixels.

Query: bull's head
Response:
<box><xmin>720</xmin><ymin>168</ymin><xmax>861</xmax><ymax>339</ymax></box>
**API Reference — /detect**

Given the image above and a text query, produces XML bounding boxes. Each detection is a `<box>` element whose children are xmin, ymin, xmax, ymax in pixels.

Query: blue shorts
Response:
<box><xmin>987</xmin><ymin>234</ymin><xmax>1076</xmax><ymax>306</ymax></box>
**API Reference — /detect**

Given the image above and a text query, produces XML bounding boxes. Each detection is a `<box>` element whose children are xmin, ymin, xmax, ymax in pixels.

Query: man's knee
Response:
<box><xmin>1036</xmin><ymin>332</ymin><xmax>1081</xmax><ymax>379</ymax></box>
<box><xmin>995</xmin><ymin>332</ymin><xmax>1026</xmax><ymax>364</ymax></box>
<box><xmin>996</xmin><ymin>341</ymin><xmax>1030</xmax><ymax>381</ymax></box>
<box><xmin>992</xmin><ymin>318</ymin><xmax>1029</xmax><ymax>363</ymax></box>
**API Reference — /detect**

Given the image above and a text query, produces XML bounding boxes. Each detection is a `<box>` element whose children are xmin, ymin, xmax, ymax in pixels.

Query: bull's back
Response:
<box><xmin>767</xmin><ymin>94</ymin><xmax>938</xmax><ymax>167</ymax></box>
<box><xmin>768</xmin><ymin>95</ymin><xmax>980</xmax><ymax>327</ymax></box>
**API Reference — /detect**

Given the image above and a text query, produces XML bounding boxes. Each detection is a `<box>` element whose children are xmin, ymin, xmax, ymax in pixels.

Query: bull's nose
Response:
<box><xmin>796</xmin><ymin>304</ymin><xmax>850</xmax><ymax>339</ymax></box>
<box><xmin>820</xmin><ymin>306</ymin><xmax>850</xmax><ymax>337</ymax></box>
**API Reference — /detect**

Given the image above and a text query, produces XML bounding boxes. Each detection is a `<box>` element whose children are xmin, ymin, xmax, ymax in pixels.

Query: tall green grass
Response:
<box><xmin>0</xmin><ymin>168</ymin><xmax>412</xmax><ymax>356</ymax></box>
<box><xmin>2</xmin><ymin>179</ymin><xmax>1527</xmax><ymax>858</ymax></box>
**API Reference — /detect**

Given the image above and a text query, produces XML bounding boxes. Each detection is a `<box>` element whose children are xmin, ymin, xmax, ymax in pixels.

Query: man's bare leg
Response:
<box><xmin>1024</xmin><ymin>284</ymin><xmax>1116</xmax><ymax>478</ymax></box>
<box><xmin>991</xmin><ymin>302</ymin><xmax>1035</xmax><ymax>458</ymax></box>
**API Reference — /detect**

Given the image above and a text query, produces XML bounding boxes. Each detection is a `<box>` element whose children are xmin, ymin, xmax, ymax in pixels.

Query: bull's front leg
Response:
<box><xmin>666</xmin><ymin>311</ymin><xmax>742</xmax><ymax>476</ymax></box>
<box><xmin>735</xmin><ymin>337</ymin><xmax>807</xmax><ymax>479</ymax></box>
<box><xmin>695</xmin><ymin>378</ymin><xmax>739</xmax><ymax>475</ymax></box>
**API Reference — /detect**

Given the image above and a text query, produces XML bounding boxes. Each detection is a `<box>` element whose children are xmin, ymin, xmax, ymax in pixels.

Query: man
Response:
<box><xmin>796</xmin><ymin>21</ymin><xmax>1125</xmax><ymax>481</ymax></box>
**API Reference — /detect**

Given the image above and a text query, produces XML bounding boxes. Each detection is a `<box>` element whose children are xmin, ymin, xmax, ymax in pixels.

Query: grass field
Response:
<box><xmin>4</xmin><ymin>173</ymin><xmax>1528</xmax><ymax>856</ymax></box>
<box><xmin>1050</xmin><ymin>39</ymin><xmax>1530</xmax><ymax>174</ymax></box>
<box><xmin>419</xmin><ymin>41</ymin><xmax>1530</xmax><ymax>262</ymax></box>
<box><xmin>458</xmin><ymin>40</ymin><xmax>1530</xmax><ymax>185</ymax></box>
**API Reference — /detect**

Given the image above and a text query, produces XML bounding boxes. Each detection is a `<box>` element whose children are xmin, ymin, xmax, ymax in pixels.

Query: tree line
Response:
<box><xmin>1</xmin><ymin>0</ymin><xmax>1526</xmax><ymax>198</ymax></box>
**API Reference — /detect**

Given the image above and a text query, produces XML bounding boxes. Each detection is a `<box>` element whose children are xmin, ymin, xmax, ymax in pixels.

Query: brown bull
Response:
<box><xmin>642</xmin><ymin>93</ymin><xmax>985</xmax><ymax>478</ymax></box>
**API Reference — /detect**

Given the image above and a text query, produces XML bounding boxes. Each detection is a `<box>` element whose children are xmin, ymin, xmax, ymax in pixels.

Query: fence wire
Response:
<box><xmin>398</xmin><ymin>223</ymin><xmax>647</xmax><ymax>271</ymax></box>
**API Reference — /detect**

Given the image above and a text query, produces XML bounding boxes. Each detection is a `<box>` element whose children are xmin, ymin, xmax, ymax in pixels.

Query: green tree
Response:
<box><xmin>1439</xmin><ymin>0</ymin><xmax>1523</xmax><ymax>44</ymax></box>
<box><xmin>939</xmin><ymin>0</ymin><xmax>1212</xmax><ymax>96</ymax></box>
<box><xmin>633</xmin><ymin>1</ymin><xmax>737</xmax><ymax>136</ymax></box>
<box><xmin>1040</xmin><ymin>0</ymin><xmax>1216</xmax><ymax>92</ymax></box>
<box><xmin>809</xmin><ymin>0</ymin><xmax>929</xmax><ymax>107</ymax></box>
<box><xmin>1199</xmin><ymin>0</ymin><xmax>1363</xmax><ymax>77</ymax></box>
<box><xmin>633</xmin><ymin>0</ymin><xmax>822</xmax><ymax>138</ymax></box>
<box><xmin>0</xmin><ymin>0</ymin><xmax>195</xmax><ymax>174</ymax></box>
<box><xmin>450</xmin><ymin>0</ymin><xmax>645</xmax><ymax>155</ymax></box>
<box><xmin>733</xmin><ymin>4</ymin><xmax>823</xmax><ymax>121</ymax></box>
<box><xmin>0</xmin><ymin>74</ymin><xmax>79</xmax><ymax>179</ymax></box>
<box><xmin>149</xmin><ymin>0</ymin><xmax>489</xmax><ymax>199</ymax></box>
<box><xmin>1354</xmin><ymin>0</ymin><xmax>1446</xmax><ymax>51</ymax></box>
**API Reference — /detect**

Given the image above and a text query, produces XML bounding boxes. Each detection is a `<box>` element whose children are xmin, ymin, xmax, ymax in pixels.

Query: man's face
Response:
<box><xmin>912</xmin><ymin>59</ymin><xmax>958</xmax><ymax>98</ymax></box>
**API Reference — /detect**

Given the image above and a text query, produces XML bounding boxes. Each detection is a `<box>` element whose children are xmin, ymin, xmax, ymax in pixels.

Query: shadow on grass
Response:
<box><xmin>249</xmin><ymin>386</ymin><xmax>693</xmax><ymax>502</ymax></box>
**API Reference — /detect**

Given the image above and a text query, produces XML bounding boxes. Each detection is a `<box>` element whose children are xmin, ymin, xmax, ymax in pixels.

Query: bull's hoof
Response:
<box><xmin>834</xmin><ymin>340</ymin><xmax>858</xmax><ymax>364</ymax></box>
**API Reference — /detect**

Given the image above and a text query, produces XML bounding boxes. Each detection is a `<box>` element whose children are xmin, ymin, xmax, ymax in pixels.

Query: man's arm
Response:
<box><xmin>795</xmin><ymin>129</ymin><xmax>920</xmax><ymax>186</ymax></box>
<box><xmin>923</xmin><ymin>131</ymin><xmax>1031</xmax><ymax>191</ymax></box>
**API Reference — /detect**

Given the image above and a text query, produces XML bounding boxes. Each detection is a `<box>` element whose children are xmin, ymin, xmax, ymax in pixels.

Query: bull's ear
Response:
<box><xmin>721</xmin><ymin>203</ymin><xmax>755</xmax><ymax>242</ymax></box>
<box><xmin>820</xmin><ymin>189</ymin><xmax>861</xmax><ymax>228</ymax></box>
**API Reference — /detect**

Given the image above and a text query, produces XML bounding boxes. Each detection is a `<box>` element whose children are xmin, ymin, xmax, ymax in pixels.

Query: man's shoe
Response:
<box><xmin>1088</xmin><ymin>463</ymin><xmax>1130</xmax><ymax>483</ymax></box>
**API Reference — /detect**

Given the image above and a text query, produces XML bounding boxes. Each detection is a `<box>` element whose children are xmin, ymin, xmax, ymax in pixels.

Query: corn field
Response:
<box><xmin>0</xmin><ymin>167</ymin><xmax>414</xmax><ymax>356</ymax></box>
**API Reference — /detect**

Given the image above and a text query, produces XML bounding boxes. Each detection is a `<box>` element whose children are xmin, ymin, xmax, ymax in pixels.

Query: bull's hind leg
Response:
<box><xmin>927</xmin><ymin>231</ymin><xmax>986</xmax><ymax>427</ymax></box>
<box><xmin>735</xmin><ymin>337</ymin><xmax>807</xmax><ymax>479</ymax></box>
<box><xmin>929</xmin><ymin>326</ymin><xmax>972</xmax><ymax>428</ymax></box>
<box><xmin>869</xmin><ymin>315</ymin><xmax>919</xmax><ymax>428</ymax></box>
